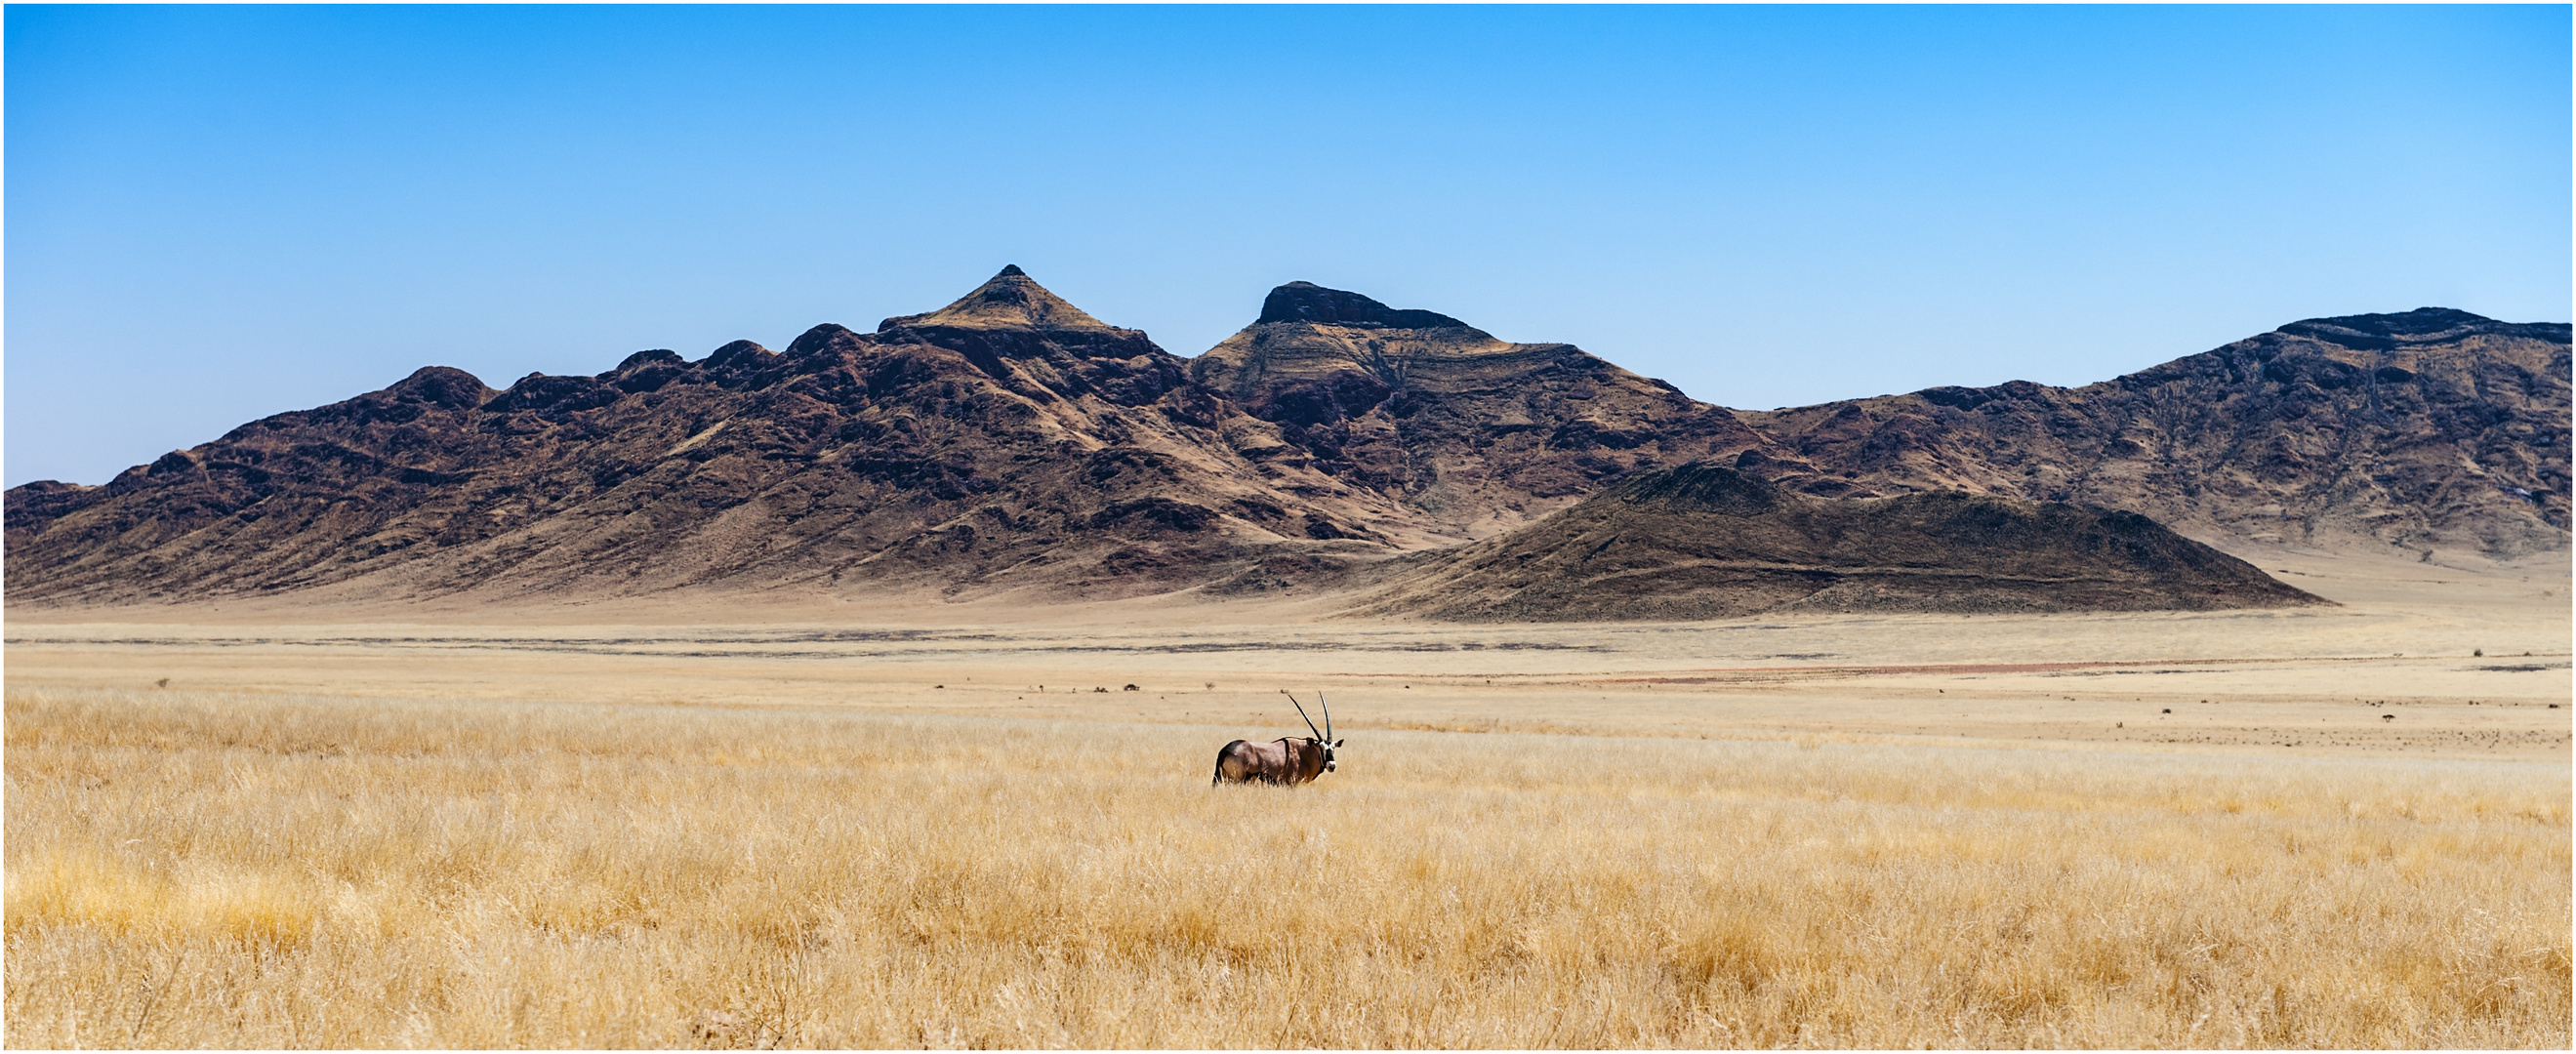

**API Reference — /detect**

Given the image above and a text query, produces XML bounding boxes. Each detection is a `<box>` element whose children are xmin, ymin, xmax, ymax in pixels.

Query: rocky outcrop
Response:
<box><xmin>1351</xmin><ymin>463</ymin><xmax>2326</xmax><ymax>622</ymax></box>
<box><xmin>1192</xmin><ymin>282</ymin><xmax>1778</xmax><ymax>537</ymax></box>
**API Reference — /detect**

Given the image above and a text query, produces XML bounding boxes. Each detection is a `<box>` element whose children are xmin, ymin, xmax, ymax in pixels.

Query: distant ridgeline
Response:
<box><xmin>7</xmin><ymin>267</ymin><xmax>2565</xmax><ymax>613</ymax></box>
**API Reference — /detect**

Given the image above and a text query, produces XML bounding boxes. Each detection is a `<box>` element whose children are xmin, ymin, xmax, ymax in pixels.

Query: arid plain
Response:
<box><xmin>7</xmin><ymin>539</ymin><xmax>2568</xmax><ymax>1048</ymax></box>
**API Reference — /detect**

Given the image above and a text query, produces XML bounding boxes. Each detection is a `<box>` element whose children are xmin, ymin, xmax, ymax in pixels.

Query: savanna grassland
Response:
<box><xmin>8</xmin><ymin>678</ymin><xmax>2567</xmax><ymax>1048</ymax></box>
<box><xmin>8</xmin><ymin>547</ymin><xmax>2570</xmax><ymax>1048</ymax></box>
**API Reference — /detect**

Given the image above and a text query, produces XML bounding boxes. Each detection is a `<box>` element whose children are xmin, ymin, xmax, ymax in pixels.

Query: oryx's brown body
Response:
<box><xmin>1211</xmin><ymin>691</ymin><xmax>1343</xmax><ymax>787</ymax></box>
<box><xmin>1211</xmin><ymin>736</ymin><xmax>1333</xmax><ymax>787</ymax></box>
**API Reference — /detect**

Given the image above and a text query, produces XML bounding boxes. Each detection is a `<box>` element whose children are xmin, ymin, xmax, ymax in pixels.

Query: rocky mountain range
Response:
<box><xmin>5</xmin><ymin>267</ymin><xmax>1419</xmax><ymax>608</ymax></box>
<box><xmin>1740</xmin><ymin>307</ymin><xmax>2570</xmax><ymax>559</ymax></box>
<box><xmin>1349</xmin><ymin>463</ymin><xmax>2324</xmax><ymax>622</ymax></box>
<box><xmin>6</xmin><ymin>266</ymin><xmax>2565</xmax><ymax>614</ymax></box>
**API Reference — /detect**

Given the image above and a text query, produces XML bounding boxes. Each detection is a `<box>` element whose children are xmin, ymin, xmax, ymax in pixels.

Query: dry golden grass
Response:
<box><xmin>8</xmin><ymin>686</ymin><xmax>2568</xmax><ymax>1048</ymax></box>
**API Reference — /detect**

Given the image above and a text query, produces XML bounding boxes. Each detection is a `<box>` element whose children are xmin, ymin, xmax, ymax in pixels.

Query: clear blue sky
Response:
<box><xmin>9</xmin><ymin>5</ymin><xmax>2568</xmax><ymax>488</ymax></box>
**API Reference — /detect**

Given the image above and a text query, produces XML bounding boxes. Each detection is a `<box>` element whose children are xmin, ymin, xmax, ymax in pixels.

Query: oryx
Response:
<box><xmin>1211</xmin><ymin>691</ymin><xmax>1343</xmax><ymax>787</ymax></box>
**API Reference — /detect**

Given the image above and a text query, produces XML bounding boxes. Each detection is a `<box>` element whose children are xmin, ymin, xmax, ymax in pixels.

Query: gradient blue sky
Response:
<box><xmin>9</xmin><ymin>4</ymin><xmax>2568</xmax><ymax>488</ymax></box>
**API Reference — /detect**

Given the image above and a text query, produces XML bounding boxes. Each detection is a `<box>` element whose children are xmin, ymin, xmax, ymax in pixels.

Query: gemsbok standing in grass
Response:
<box><xmin>1212</xmin><ymin>691</ymin><xmax>1343</xmax><ymax>787</ymax></box>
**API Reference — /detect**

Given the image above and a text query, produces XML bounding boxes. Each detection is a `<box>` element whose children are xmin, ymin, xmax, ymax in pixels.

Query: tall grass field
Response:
<box><xmin>8</xmin><ymin>687</ymin><xmax>2567</xmax><ymax>1047</ymax></box>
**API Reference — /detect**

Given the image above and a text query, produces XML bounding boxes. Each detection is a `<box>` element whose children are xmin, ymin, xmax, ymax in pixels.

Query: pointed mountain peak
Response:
<box><xmin>878</xmin><ymin>265</ymin><xmax>1119</xmax><ymax>334</ymax></box>
<box><xmin>1256</xmin><ymin>281</ymin><xmax>1469</xmax><ymax>330</ymax></box>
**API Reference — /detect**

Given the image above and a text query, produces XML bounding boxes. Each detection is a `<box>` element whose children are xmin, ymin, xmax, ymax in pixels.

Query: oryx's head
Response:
<box><xmin>1288</xmin><ymin>690</ymin><xmax>1342</xmax><ymax>772</ymax></box>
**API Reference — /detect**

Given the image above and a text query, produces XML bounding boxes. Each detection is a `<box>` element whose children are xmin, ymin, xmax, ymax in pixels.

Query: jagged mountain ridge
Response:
<box><xmin>1</xmin><ymin>269</ymin><xmax>1442</xmax><ymax>607</ymax></box>
<box><xmin>1349</xmin><ymin>463</ymin><xmax>2325</xmax><ymax>622</ymax></box>
<box><xmin>1190</xmin><ymin>285</ymin><xmax>2567</xmax><ymax>561</ymax></box>
<box><xmin>6</xmin><ymin>270</ymin><xmax>2566</xmax><ymax>613</ymax></box>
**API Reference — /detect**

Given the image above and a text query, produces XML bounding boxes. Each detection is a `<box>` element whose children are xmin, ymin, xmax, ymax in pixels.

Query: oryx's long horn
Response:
<box><xmin>1320</xmin><ymin>691</ymin><xmax>1332</xmax><ymax>741</ymax></box>
<box><xmin>1284</xmin><ymin>690</ymin><xmax>1324</xmax><ymax>740</ymax></box>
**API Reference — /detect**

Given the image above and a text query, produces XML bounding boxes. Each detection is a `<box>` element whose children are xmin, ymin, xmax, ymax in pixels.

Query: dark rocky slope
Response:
<box><xmin>1190</xmin><ymin>282</ymin><xmax>1779</xmax><ymax>537</ymax></box>
<box><xmin>2</xmin><ymin>268</ymin><xmax>1427</xmax><ymax>607</ymax></box>
<box><xmin>1351</xmin><ymin>463</ymin><xmax>2326</xmax><ymax>622</ymax></box>
<box><xmin>1738</xmin><ymin>308</ymin><xmax>2571</xmax><ymax>558</ymax></box>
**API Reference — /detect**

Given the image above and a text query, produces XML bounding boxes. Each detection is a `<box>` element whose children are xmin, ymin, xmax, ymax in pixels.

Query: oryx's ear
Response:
<box><xmin>1333</xmin><ymin>738</ymin><xmax>1344</xmax><ymax>747</ymax></box>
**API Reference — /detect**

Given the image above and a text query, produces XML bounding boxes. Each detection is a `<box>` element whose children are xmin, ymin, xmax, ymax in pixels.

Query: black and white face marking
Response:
<box><xmin>1323</xmin><ymin>737</ymin><xmax>1343</xmax><ymax>771</ymax></box>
